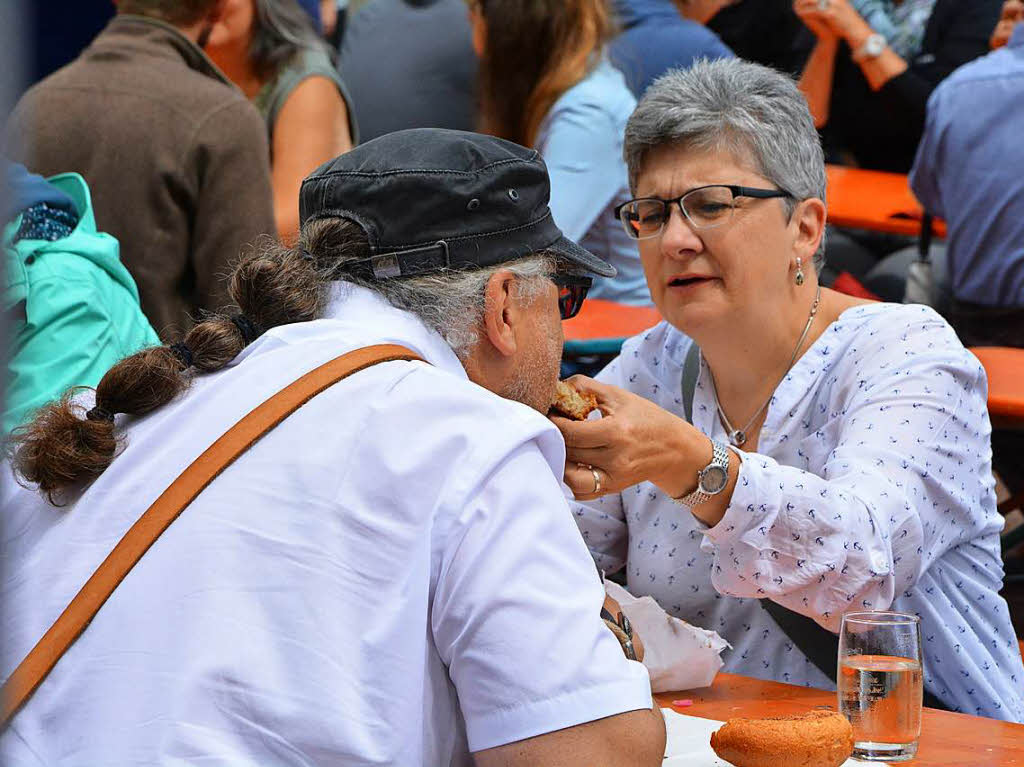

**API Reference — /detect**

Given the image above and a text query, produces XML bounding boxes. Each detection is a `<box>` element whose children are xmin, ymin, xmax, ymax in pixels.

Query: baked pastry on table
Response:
<box><xmin>709</xmin><ymin>710</ymin><xmax>854</xmax><ymax>767</ymax></box>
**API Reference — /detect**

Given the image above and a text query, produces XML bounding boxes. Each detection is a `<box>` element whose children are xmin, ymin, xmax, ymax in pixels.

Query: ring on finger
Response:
<box><xmin>590</xmin><ymin>467</ymin><xmax>601</xmax><ymax>494</ymax></box>
<box><xmin>817</xmin><ymin>0</ymin><xmax>829</xmax><ymax>9</ymax></box>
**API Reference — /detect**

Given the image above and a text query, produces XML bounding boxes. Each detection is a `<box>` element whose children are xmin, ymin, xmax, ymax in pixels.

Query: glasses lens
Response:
<box><xmin>681</xmin><ymin>186</ymin><xmax>735</xmax><ymax>229</ymax></box>
<box><xmin>552</xmin><ymin>275</ymin><xmax>591</xmax><ymax>320</ymax></box>
<box><xmin>619</xmin><ymin>199</ymin><xmax>668</xmax><ymax>240</ymax></box>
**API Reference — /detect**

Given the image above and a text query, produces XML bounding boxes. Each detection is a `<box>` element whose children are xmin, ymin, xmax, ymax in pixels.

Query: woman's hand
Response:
<box><xmin>991</xmin><ymin>0</ymin><xmax>1024</xmax><ymax>49</ymax></box>
<box><xmin>550</xmin><ymin>376</ymin><xmax>705</xmax><ymax>503</ymax></box>
<box><xmin>793</xmin><ymin>0</ymin><xmax>870</xmax><ymax>44</ymax></box>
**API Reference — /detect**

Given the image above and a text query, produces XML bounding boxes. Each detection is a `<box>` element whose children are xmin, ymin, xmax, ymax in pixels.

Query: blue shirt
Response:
<box><xmin>609</xmin><ymin>0</ymin><xmax>733</xmax><ymax>99</ymax></box>
<box><xmin>910</xmin><ymin>25</ymin><xmax>1024</xmax><ymax>307</ymax></box>
<box><xmin>536</xmin><ymin>59</ymin><xmax>650</xmax><ymax>305</ymax></box>
<box><xmin>574</xmin><ymin>304</ymin><xmax>1024</xmax><ymax>720</ymax></box>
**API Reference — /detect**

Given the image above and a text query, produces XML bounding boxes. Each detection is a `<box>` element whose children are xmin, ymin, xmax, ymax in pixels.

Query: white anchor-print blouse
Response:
<box><xmin>573</xmin><ymin>303</ymin><xmax>1024</xmax><ymax>721</ymax></box>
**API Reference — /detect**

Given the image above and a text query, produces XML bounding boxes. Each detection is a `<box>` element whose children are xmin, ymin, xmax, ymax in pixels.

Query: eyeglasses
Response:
<box><xmin>614</xmin><ymin>185</ymin><xmax>793</xmax><ymax>240</ymax></box>
<box><xmin>551</xmin><ymin>273</ymin><xmax>592</xmax><ymax>320</ymax></box>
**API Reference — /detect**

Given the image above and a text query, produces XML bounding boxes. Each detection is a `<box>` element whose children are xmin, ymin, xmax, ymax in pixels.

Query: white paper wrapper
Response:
<box><xmin>605</xmin><ymin>580</ymin><xmax>729</xmax><ymax>693</ymax></box>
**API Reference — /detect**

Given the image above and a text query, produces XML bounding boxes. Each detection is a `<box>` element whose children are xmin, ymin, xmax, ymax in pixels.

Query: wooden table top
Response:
<box><xmin>656</xmin><ymin>673</ymin><xmax>1024</xmax><ymax>766</ymax></box>
<box><xmin>825</xmin><ymin>164</ymin><xmax>947</xmax><ymax>239</ymax></box>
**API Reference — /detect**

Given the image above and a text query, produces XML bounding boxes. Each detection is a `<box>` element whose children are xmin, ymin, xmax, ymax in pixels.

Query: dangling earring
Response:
<box><xmin>795</xmin><ymin>257</ymin><xmax>805</xmax><ymax>286</ymax></box>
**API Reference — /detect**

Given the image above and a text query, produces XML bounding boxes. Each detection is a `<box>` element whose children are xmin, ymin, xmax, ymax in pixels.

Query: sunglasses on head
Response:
<box><xmin>551</xmin><ymin>273</ymin><xmax>592</xmax><ymax>320</ymax></box>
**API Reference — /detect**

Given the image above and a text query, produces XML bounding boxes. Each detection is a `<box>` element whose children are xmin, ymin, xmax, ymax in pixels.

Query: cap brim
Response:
<box><xmin>548</xmin><ymin>235</ymin><xmax>617</xmax><ymax>278</ymax></box>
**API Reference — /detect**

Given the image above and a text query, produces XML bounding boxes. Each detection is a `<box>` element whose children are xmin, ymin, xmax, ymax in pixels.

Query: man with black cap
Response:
<box><xmin>2</xmin><ymin>129</ymin><xmax>665</xmax><ymax>766</ymax></box>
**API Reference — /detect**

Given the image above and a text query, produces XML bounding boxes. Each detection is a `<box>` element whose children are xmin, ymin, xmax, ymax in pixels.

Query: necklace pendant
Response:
<box><xmin>732</xmin><ymin>430</ymin><xmax>747</xmax><ymax>446</ymax></box>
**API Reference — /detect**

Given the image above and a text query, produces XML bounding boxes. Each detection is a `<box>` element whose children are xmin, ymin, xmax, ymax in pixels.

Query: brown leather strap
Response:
<box><xmin>1</xmin><ymin>344</ymin><xmax>424</xmax><ymax>728</ymax></box>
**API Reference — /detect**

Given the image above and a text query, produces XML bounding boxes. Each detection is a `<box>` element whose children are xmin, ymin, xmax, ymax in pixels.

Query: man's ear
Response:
<box><xmin>792</xmin><ymin>197</ymin><xmax>827</xmax><ymax>263</ymax></box>
<box><xmin>481</xmin><ymin>270</ymin><xmax>519</xmax><ymax>358</ymax></box>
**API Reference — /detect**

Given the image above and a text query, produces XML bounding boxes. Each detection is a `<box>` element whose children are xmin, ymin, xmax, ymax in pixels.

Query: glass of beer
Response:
<box><xmin>838</xmin><ymin>611</ymin><xmax>923</xmax><ymax>762</ymax></box>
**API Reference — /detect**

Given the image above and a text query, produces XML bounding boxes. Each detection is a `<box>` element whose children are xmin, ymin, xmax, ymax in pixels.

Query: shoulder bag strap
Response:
<box><xmin>680</xmin><ymin>341</ymin><xmax>701</xmax><ymax>424</ymax></box>
<box><xmin>1</xmin><ymin>343</ymin><xmax>425</xmax><ymax>728</ymax></box>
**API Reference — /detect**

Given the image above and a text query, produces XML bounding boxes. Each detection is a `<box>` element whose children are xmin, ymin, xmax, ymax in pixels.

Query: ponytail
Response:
<box><xmin>11</xmin><ymin>242</ymin><xmax>326</xmax><ymax>504</ymax></box>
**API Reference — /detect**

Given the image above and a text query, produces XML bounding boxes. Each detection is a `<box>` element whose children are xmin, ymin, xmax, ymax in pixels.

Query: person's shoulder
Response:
<box><xmin>610</xmin><ymin>321</ymin><xmax>690</xmax><ymax>382</ymax></box>
<box><xmin>548</xmin><ymin>59</ymin><xmax>636</xmax><ymax>122</ymax></box>
<box><xmin>833</xmin><ymin>302</ymin><xmax>979</xmax><ymax>372</ymax></box>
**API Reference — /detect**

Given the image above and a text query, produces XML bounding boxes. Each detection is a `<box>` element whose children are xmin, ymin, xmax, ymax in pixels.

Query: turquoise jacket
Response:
<box><xmin>3</xmin><ymin>173</ymin><xmax>160</xmax><ymax>434</ymax></box>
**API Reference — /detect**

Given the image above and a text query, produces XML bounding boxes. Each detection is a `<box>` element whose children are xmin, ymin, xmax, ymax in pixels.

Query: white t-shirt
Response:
<box><xmin>1</xmin><ymin>284</ymin><xmax>652</xmax><ymax>766</ymax></box>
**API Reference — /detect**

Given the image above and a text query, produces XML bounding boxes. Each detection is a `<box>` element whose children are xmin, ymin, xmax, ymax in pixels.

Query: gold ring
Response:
<box><xmin>591</xmin><ymin>467</ymin><xmax>601</xmax><ymax>494</ymax></box>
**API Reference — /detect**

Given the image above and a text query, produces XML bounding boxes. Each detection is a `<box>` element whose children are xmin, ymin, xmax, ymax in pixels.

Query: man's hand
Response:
<box><xmin>603</xmin><ymin>593</ymin><xmax>645</xmax><ymax>663</ymax></box>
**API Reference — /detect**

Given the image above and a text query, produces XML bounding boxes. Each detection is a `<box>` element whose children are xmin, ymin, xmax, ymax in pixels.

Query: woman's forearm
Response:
<box><xmin>797</xmin><ymin>37</ymin><xmax>840</xmax><ymax>128</ymax></box>
<box><xmin>843</xmin><ymin>19</ymin><xmax>909</xmax><ymax>91</ymax></box>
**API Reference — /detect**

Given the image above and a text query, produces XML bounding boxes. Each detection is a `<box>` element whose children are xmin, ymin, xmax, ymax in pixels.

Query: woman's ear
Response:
<box><xmin>792</xmin><ymin>197</ymin><xmax>827</xmax><ymax>263</ymax></box>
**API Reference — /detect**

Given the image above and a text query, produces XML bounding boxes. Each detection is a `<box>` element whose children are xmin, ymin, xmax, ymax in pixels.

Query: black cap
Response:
<box><xmin>299</xmin><ymin>129</ymin><xmax>616</xmax><ymax>281</ymax></box>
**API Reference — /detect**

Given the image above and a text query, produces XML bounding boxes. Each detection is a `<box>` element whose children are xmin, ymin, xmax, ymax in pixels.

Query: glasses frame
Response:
<box><xmin>614</xmin><ymin>184</ymin><xmax>794</xmax><ymax>240</ymax></box>
<box><xmin>551</xmin><ymin>272</ymin><xmax>592</xmax><ymax>320</ymax></box>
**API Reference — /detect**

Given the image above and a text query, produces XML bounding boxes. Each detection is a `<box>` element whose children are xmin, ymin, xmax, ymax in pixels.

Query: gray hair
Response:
<box><xmin>624</xmin><ymin>58</ymin><xmax>827</xmax><ymax>269</ymax></box>
<box><xmin>303</xmin><ymin>217</ymin><xmax>557</xmax><ymax>359</ymax></box>
<box><xmin>356</xmin><ymin>255</ymin><xmax>557</xmax><ymax>359</ymax></box>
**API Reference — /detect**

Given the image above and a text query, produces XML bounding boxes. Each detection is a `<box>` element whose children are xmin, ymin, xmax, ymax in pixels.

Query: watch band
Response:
<box><xmin>675</xmin><ymin>439</ymin><xmax>731</xmax><ymax>508</ymax></box>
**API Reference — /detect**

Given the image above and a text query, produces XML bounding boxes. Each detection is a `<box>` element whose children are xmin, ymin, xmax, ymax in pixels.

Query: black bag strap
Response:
<box><xmin>680</xmin><ymin>341</ymin><xmax>948</xmax><ymax>710</ymax></box>
<box><xmin>681</xmin><ymin>342</ymin><xmax>701</xmax><ymax>424</ymax></box>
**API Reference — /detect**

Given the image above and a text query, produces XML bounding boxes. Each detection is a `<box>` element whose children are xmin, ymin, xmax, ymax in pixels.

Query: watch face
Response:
<box><xmin>699</xmin><ymin>465</ymin><xmax>729</xmax><ymax>495</ymax></box>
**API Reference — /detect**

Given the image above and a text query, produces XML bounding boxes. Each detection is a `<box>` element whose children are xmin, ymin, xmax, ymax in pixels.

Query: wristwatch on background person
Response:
<box><xmin>674</xmin><ymin>439</ymin><xmax>731</xmax><ymax>508</ymax></box>
<box><xmin>852</xmin><ymin>32</ymin><xmax>887</xmax><ymax>62</ymax></box>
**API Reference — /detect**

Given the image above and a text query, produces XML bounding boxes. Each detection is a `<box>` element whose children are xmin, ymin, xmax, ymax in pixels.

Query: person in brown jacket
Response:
<box><xmin>5</xmin><ymin>0</ymin><xmax>277</xmax><ymax>340</ymax></box>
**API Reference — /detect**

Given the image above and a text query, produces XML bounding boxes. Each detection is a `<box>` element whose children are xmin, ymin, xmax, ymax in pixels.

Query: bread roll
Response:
<box><xmin>709</xmin><ymin>710</ymin><xmax>854</xmax><ymax>767</ymax></box>
<box><xmin>550</xmin><ymin>380</ymin><xmax>598</xmax><ymax>421</ymax></box>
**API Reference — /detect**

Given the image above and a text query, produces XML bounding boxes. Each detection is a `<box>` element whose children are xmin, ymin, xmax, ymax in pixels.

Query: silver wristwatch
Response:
<box><xmin>853</xmin><ymin>32</ymin><xmax>887</xmax><ymax>62</ymax></box>
<box><xmin>674</xmin><ymin>439</ymin><xmax>731</xmax><ymax>508</ymax></box>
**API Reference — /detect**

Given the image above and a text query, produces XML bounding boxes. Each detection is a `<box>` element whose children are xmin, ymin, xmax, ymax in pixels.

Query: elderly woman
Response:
<box><xmin>556</xmin><ymin>59</ymin><xmax>1024</xmax><ymax>721</ymax></box>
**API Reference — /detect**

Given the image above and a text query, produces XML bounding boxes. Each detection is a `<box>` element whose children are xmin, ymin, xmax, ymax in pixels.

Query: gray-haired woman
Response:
<box><xmin>554</xmin><ymin>58</ymin><xmax>1024</xmax><ymax>720</ymax></box>
<box><xmin>204</xmin><ymin>0</ymin><xmax>357</xmax><ymax>242</ymax></box>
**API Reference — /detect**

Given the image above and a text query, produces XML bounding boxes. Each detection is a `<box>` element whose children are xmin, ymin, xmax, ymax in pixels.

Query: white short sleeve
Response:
<box><xmin>432</xmin><ymin>442</ymin><xmax>653</xmax><ymax>753</ymax></box>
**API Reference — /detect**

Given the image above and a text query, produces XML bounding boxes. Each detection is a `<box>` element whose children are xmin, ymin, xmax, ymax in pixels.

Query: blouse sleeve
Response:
<box><xmin>700</xmin><ymin>315</ymin><xmax>993</xmax><ymax>632</ymax></box>
<box><xmin>877</xmin><ymin>0</ymin><xmax>1002</xmax><ymax>134</ymax></box>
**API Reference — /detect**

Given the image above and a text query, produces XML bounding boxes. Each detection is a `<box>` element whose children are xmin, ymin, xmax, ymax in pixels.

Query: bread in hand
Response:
<box><xmin>549</xmin><ymin>380</ymin><xmax>598</xmax><ymax>421</ymax></box>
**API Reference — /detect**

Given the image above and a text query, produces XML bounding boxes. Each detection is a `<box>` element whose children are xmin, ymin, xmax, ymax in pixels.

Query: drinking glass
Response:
<box><xmin>838</xmin><ymin>611</ymin><xmax>924</xmax><ymax>762</ymax></box>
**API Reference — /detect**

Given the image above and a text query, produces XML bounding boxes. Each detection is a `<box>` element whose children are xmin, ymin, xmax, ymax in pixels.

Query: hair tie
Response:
<box><xmin>85</xmin><ymin>406</ymin><xmax>115</xmax><ymax>423</ymax></box>
<box><xmin>169</xmin><ymin>342</ymin><xmax>194</xmax><ymax>368</ymax></box>
<box><xmin>231</xmin><ymin>314</ymin><xmax>262</xmax><ymax>345</ymax></box>
<box><xmin>300</xmin><ymin>248</ymin><xmax>316</xmax><ymax>263</ymax></box>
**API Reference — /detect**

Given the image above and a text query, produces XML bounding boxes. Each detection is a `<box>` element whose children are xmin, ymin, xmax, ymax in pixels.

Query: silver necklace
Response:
<box><xmin>715</xmin><ymin>286</ymin><xmax>822</xmax><ymax>447</ymax></box>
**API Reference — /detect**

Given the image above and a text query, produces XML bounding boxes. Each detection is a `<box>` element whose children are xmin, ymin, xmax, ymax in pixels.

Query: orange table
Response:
<box><xmin>826</xmin><ymin>164</ymin><xmax>947</xmax><ymax>238</ymax></box>
<box><xmin>563</xmin><ymin>298</ymin><xmax>662</xmax><ymax>355</ymax></box>
<box><xmin>657</xmin><ymin>673</ymin><xmax>1024</xmax><ymax>766</ymax></box>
